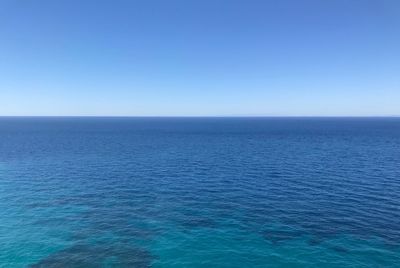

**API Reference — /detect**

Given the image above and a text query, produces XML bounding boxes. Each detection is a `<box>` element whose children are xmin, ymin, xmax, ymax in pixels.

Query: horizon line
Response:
<box><xmin>0</xmin><ymin>115</ymin><xmax>399</xmax><ymax>118</ymax></box>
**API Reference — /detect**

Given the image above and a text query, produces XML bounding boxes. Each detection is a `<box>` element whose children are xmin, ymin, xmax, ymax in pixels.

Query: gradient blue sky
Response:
<box><xmin>0</xmin><ymin>0</ymin><xmax>399</xmax><ymax>116</ymax></box>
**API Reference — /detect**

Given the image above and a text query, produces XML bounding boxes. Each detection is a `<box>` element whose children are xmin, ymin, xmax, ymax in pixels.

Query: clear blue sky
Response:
<box><xmin>0</xmin><ymin>0</ymin><xmax>399</xmax><ymax>116</ymax></box>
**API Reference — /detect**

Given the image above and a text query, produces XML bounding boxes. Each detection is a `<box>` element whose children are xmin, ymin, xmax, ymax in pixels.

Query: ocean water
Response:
<box><xmin>0</xmin><ymin>117</ymin><xmax>399</xmax><ymax>267</ymax></box>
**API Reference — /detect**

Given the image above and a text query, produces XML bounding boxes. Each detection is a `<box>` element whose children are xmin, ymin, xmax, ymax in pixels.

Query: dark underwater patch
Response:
<box><xmin>268</xmin><ymin>172</ymin><xmax>283</xmax><ymax>178</ymax></box>
<box><xmin>262</xmin><ymin>229</ymin><xmax>304</xmax><ymax>244</ymax></box>
<box><xmin>29</xmin><ymin>243</ymin><xmax>152</xmax><ymax>268</ymax></box>
<box><xmin>329</xmin><ymin>245</ymin><xmax>350</xmax><ymax>254</ymax></box>
<box><xmin>308</xmin><ymin>237</ymin><xmax>323</xmax><ymax>246</ymax></box>
<box><xmin>180</xmin><ymin>216</ymin><xmax>217</xmax><ymax>229</ymax></box>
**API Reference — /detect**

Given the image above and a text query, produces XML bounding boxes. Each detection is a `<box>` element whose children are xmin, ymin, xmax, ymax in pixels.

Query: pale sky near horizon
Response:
<box><xmin>0</xmin><ymin>0</ymin><xmax>399</xmax><ymax>116</ymax></box>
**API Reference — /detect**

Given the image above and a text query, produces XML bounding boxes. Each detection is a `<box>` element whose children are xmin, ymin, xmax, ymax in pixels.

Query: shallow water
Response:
<box><xmin>0</xmin><ymin>117</ymin><xmax>399</xmax><ymax>267</ymax></box>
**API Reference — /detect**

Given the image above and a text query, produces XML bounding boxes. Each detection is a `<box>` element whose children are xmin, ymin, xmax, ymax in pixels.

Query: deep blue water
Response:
<box><xmin>0</xmin><ymin>117</ymin><xmax>399</xmax><ymax>267</ymax></box>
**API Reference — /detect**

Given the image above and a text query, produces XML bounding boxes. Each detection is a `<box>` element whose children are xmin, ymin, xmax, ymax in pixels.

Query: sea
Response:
<box><xmin>0</xmin><ymin>117</ymin><xmax>399</xmax><ymax>267</ymax></box>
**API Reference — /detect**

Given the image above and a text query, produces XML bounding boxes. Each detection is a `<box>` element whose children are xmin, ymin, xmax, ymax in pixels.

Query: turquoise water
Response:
<box><xmin>0</xmin><ymin>117</ymin><xmax>399</xmax><ymax>267</ymax></box>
